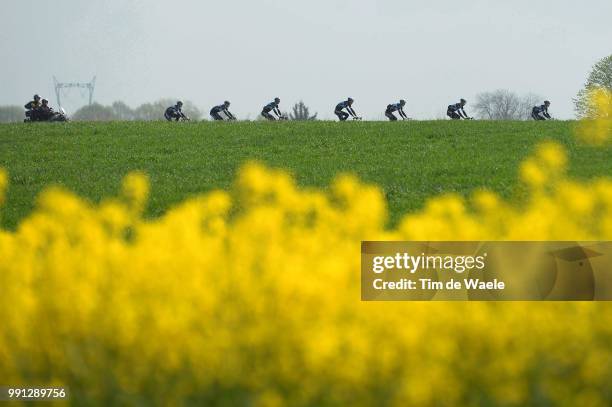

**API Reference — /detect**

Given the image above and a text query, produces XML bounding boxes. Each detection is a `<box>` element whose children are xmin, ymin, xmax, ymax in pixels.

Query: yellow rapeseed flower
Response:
<box><xmin>577</xmin><ymin>88</ymin><xmax>612</xmax><ymax>146</ymax></box>
<box><xmin>536</xmin><ymin>140</ymin><xmax>568</xmax><ymax>172</ymax></box>
<box><xmin>121</xmin><ymin>171</ymin><xmax>150</xmax><ymax>213</ymax></box>
<box><xmin>0</xmin><ymin>141</ymin><xmax>610</xmax><ymax>405</ymax></box>
<box><xmin>0</xmin><ymin>167</ymin><xmax>7</xmax><ymax>207</ymax></box>
<box><xmin>519</xmin><ymin>158</ymin><xmax>547</xmax><ymax>188</ymax></box>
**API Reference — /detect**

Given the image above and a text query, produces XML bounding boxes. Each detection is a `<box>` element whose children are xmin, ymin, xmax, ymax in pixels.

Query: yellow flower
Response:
<box><xmin>0</xmin><ymin>141</ymin><xmax>610</xmax><ymax>405</ymax></box>
<box><xmin>0</xmin><ymin>167</ymin><xmax>7</xmax><ymax>207</ymax></box>
<box><xmin>121</xmin><ymin>171</ymin><xmax>149</xmax><ymax>213</ymax></box>
<box><xmin>520</xmin><ymin>158</ymin><xmax>547</xmax><ymax>188</ymax></box>
<box><xmin>536</xmin><ymin>140</ymin><xmax>567</xmax><ymax>172</ymax></box>
<box><xmin>576</xmin><ymin>88</ymin><xmax>611</xmax><ymax>146</ymax></box>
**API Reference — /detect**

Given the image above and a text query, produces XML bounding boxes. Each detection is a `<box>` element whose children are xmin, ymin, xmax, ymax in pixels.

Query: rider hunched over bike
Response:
<box><xmin>164</xmin><ymin>101</ymin><xmax>190</xmax><ymax>121</ymax></box>
<box><xmin>261</xmin><ymin>98</ymin><xmax>285</xmax><ymax>120</ymax></box>
<box><xmin>210</xmin><ymin>101</ymin><xmax>236</xmax><ymax>121</ymax></box>
<box><xmin>447</xmin><ymin>98</ymin><xmax>473</xmax><ymax>120</ymax></box>
<box><xmin>335</xmin><ymin>98</ymin><xmax>360</xmax><ymax>121</ymax></box>
<box><xmin>532</xmin><ymin>101</ymin><xmax>552</xmax><ymax>120</ymax></box>
<box><xmin>385</xmin><ymin>99</ymin><xmax>409</xmax><ymax>121</ymax></box>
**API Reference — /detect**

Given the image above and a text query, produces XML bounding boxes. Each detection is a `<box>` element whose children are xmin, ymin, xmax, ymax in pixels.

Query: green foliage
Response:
<box><xmin>0</xmin><ymin>120</ymin><xmax>610</xmax><ymax>230</ymax></box>
<box><xmin>72</xmin><ymin>102</ymin><xmax>116</xmax><ymax>121</ymax></box>
<box><xmin>70</xmin><ymin>99</ymin><xmax>203</xmax><ymax>121</ymax></box>
<box><xmin>0</xmin><ymin>106</ymin><xmax>24</xmax><ymax>123</ymax></box>
<box><xmin>574</xmin><ymin>54</ymin><xmax>612</xmax><ymax>118</ymax></box>
<box><xmin>289</xmin><ymin>100</ymin><xmax>317</xmax><ymax>120</ymax></box>
<box><xmin>111</xmin><ymin>101</ymin><xmax>135</xmax><ymax>120</ymax></box>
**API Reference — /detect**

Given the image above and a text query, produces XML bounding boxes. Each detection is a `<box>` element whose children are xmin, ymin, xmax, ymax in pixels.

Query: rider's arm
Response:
<box><xmin>347</xmin><ymin>107</ymin><xmax>357</xmax><ymax>117</ymax></box>
<box><xmin>399</xmin><ymin>108</ymin><xmax>408</xmax><ymax>119</ymax></box>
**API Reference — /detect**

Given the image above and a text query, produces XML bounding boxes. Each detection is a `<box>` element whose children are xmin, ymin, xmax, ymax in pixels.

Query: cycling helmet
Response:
<box><xmin>348</xmin><ymin>97</ymin><xmax>354</xmax><ymax>103</ymax></box>
<box><xmin>460</xmin><ymin>98</ymin><xmax>467</xmax><ymax>104</ymax></box>
<box><xmin>224</xmin><ymin>100</ymin><xmax>231</xmax><ymax>106</ymax></box>
<box><xmin>274</xmin><ymin>97</ymin><xmax>280</xmax><ymax>104</ymax></box>
<box><xmin>176</xmin><ymin>101</ymin><xmax>184</xmax><ymax>106</ymax></box>
<box><xmin>399</xmin><ymin>99</ymin><xmax>406</xmax><ymax>105</ymax></box>
<box><xmin>544</xmin><ymin>100</ymin><xmax>551</xmax><ymax>105</ymax></box>
<box><xmin>33</xmin><ymin>94</ymin><xmax>41</xmax><ymax>101</ymax></box>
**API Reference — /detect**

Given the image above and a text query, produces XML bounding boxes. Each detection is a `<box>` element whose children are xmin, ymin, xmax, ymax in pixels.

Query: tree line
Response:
<box><xmin>1</xmin><ymin>54</ymin><xmax>610</xmax><ymax>122</ymax></box>
<box><xmin>0</xmin><ymin>99</ymin><xmax>318</xmax><ymax>122</ymax></box>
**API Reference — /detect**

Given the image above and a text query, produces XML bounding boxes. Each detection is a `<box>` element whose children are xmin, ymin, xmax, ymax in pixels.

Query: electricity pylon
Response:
<box><xmin>53</xmin><ymin>76</ymin><xmax>96</xmax><ymax>108</ymax></box>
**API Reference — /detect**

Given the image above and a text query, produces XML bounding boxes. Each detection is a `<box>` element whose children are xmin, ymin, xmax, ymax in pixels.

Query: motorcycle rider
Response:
<box><xmin>385</xmin><ymin>99</ymin><xmax>409</xmax><ymax>121</ymax></box>
<box><xmin>335</xmin><ymin>98</ymin><xmax>359</xmax><ymax>121</ymax></box>
<box><xmin>447</xmin><ymin>98</ymin><xmax>472</xmax><ymax>120</ymax></box>
<box><xmin>37</xmin><ymin>99</ymin><xmax>54</xmax><ymax>121</ymax></box>
<box><xmin>164</xmin><ymin>101</ymin><xmax>189</xmax><ymax>121</ymax></box>
<box><xmin>531</xmin><ymin>101</ymin><xmax>552</xmax><ymax>121</ymax></box>
<box><xmin>210</xmin><ymin>101</ymin><xmax>236</xmax><ymax>121</ymax></box>
<box><xmin>261</xmin><ymin>98</ymin><xmax>282</xmax><ymax>120</ymax></box>
<box><xmin>24</xmin><ymin>94</ymin><xmax>42</xmax><ymax>121</ymax></box>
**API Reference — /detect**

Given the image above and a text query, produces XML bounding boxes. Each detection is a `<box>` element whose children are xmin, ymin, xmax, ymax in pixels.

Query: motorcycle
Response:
<box><xmin>24</xmin><ymin>107</ymin><xmax>69</xmax><ymax>122</ymax></box>
<box><xmin>48</xmin><ymin>108</ymin><xmax>69</xmax><ymax>122</ymax></box>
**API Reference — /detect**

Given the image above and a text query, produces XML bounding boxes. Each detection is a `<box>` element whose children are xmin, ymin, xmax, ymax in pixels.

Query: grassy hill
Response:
<box><xmin>0</xmin><ymin>120</ymin><xmax>610</xmax><ymax>229</ymax></box>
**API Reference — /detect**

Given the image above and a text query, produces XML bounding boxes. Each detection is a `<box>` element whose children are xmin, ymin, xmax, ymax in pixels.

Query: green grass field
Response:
<box><xmin>0</xmin><ymin>120</ymin><xmax>610</xmax><ymax>229</ymax></box>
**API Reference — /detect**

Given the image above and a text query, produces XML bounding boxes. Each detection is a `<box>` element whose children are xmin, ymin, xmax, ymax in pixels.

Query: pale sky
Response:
<box><xmin>1</xmin><ymin>0</ymin><xmax>611</xmax><ymax>119</ymax></box>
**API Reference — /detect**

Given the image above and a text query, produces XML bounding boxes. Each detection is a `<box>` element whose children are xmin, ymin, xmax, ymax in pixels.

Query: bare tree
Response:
<box><xmin>574</xmin><ymin>54</ymin><xmax>612</xmax><ymax>118</ymax></box>
<box><xmin>289</xmin><ymin>101</ymin><xmax>317</xmax><ymax>120</ymax></box>
<box><xmin>473</xmin><ymin>90</ymin><xmax>542</xmax><ymax>120</ymax></box>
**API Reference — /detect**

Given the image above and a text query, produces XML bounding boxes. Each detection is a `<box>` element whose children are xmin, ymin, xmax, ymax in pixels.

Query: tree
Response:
<box><xmin>574</xmin><ymin>54</ymin><xmax>612</xmax><ymax>118</ymax></box>
<box><xmin>133</xmin><ymin>102</ymin><xmax>160</xmax><ymax>121</ymax></box>
<box><xmin>0</xmin><ymin>106</ymin><xmax>24</xmax><ymax>123</ymax></box>
<box><xmin>289</xmin><ymin>101</ymin><xmax>317</xmax><ymax>120</ymax></box>
<box><xmin>111</xmin><ymin>101</ymin><xmax>134</xmax><ymax>121</ymax></box>
<box><xmin>473</xmin><ymin>90</ymin><xmax>542</xmax><ymax>120</ymax></box>
<box><xmin>72</xmin><ymin>103</ymin><xmax>116</xmax><ymax>121</ymax></box>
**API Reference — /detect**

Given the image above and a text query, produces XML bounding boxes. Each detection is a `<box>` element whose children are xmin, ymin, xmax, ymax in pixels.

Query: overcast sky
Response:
<box><xmin>1</xmin><ymin>0</ymin><xmax>611</xmax><ymax>119</ymax></box>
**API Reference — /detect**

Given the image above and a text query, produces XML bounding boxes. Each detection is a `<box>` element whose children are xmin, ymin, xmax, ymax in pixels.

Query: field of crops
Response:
<box><xmin>0</xmin><ymin>120</ymin><xmax>610</xmax><ymax>229</ymax></box>
<box><xmin>1</xmin><ymin>119</ymin><xmax>612</xmax><ymax>406</ymax></box>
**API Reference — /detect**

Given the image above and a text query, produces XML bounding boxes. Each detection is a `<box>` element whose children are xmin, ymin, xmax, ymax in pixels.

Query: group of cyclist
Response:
<box><xmin>25</xmin><ymin>93</ymin><xmax>551</xmax><ymax>123</ymax></box>
<box><xmin>165</xmin><ymin>97</ymin><xmax>552</xmax><ymax>122</ymax></box>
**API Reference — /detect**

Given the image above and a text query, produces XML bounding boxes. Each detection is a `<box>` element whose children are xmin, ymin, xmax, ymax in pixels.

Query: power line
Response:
<box><xmin>53</xmin><ymin>76</ymin><xmax>96</xmax><ymax>108</ymax></box>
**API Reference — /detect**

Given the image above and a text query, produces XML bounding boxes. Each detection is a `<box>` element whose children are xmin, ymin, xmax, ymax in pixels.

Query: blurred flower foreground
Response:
<box><xmin>576</xmin><ymin>88</ymin><xmax>611</xmax><ymax>146</ymax></box>
<box><xmin>1</xmin><ymin>95</ymin><xmax>611</xmax><ymax>406</ymax></box>
<box><xmin>1</xmin><ymin>142</ymin><xmax>612</xmax><ymax>406</ymax></box>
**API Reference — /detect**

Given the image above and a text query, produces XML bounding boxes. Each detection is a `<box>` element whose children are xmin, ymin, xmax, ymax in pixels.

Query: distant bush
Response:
<box><xmin>72</xmin><ymin>103</ymin><xmax>116</xmax><ymax>121</ymax></box>
<box><xmin>71</xmin><ymin>100</ymin><xmax>202</xmax><ymax>122</ymax></box>
<box><xmin>289</xmin><ymin>100</ymin><xmax>317</xmax><ymax>120</ymax></box>
<box><xmin>0</xmin><ymin>105</ymin><xmax>24</xmax><ymax>123</ymax></box>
